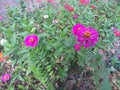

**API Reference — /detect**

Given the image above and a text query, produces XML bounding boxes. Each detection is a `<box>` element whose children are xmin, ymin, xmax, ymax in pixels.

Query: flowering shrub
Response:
<box><xmin>0</xmin><ymin>0</ymin><xmax>120</xmax><ymax>89</ymax></box>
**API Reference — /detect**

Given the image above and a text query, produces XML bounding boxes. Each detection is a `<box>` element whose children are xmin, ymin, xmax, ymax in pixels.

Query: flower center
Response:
<box><xmin>77</xmin><ymin>27</ymin><xmax>81</xmax><ymax>30</ymax></box>
<box><xmin>4</xmin><ymin>76</ymin><xmax>9</xmax><ymax>80</ymax></box>
<box><xmin>29</xmin><ymin>38</ymin><xmax>34</xmax><ymax>43</ymax></box>
<box><xmin>84</xmin><ymin>31</ymin><xmax>91</xmax><ymax>38</ymax></box>
<box><xmin>0</xmin><ymin>52</ymin><xmax>3</xmax><ymax>58</ymax></box>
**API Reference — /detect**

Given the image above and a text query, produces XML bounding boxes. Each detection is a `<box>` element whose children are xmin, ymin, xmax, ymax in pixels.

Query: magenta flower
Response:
<box><xmin>24</xmin><ymin>34</ymin><xmax>39</xmax><ymax>48</ymax></box>
<box><xmin>79</xmin><ymin>0</ymin><xmax>90</xmax><ymax>5</ymax></box>
<box><xmin>47</xmin><ymin>0</ymin><xmax>53</xmax><ymax>3</ymax></box>
<box><xmin>77</xmin><ymin>27</ymin><xmax>99</xmax><ymax>48</ymax></box>
<box><xmin>1</xmin><ymin>73</ymin><xmax>11</xmax><ymax>83</ymax></box>
<box><xmin>73</xmin><ymin>14</ymin><xmax>78</xmax><ymax>19</ymax></box>
<box><xmin>72</xmin><ymin>23</ymin><xmax>86</xmax><ymax>36</ymax></box>
<box><xmin>0</xmin><ymin>16</ymin><xmax>3</xmax><ymax>21</ymax></box>
<box><xmin>74</xmin><ymin>44</ymin><xmax>81</xmax><ymax>51</ymax></box>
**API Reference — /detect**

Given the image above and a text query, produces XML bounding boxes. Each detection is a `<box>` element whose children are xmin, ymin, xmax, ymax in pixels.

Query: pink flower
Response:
<box><xmin>0</xmin><ymin>16</ymin><xmax>3</xmax><ymax>21</ymax></box>
<box><xmin>64</xmin><ymin>5</ymin><xmax>70</xmax><ymax>9</ymax></box>
<box><xmin>77</xmin><ymin>27</ymin><xmax>99</xmax><ymax>48</ymax></box>
<box><xmin>64</xmin><ymin>5</ymin><xmax>74</xmax><ymax>12</ymax></box>
<box><xmin>72</xmin><ymin>23</ymin><xmax>86</xmax><ymax>36</ymax></box>
<box><xmin>110</xmin><ymin>49</ymin><xmax>115</xmax><ymax>53</ymax></box>
<box><xmin>47</xmin><ymin>0</ymin><xmax>53</xmax><ymax>3</ymax></box>
<box><xmin>118</xmin><ymin>55</ymin><xmax>120</xmax><ymax>59</ymax></box>
<box><xmin>36</xmin><ymin>0</ymin><xmax>41</xmax><ymax>2</ymax></box>
<box><xmin>91</xmin><ymin>5</ymin><xmax>96</xmax><ymax>9</ymax></box>
<box><xmin>1</xmin><ymin>73</ymin><xmax>11</xmax><ymax>83</ymax></box>
<box><xmin>52</xmin><ymin>20</ymin><xmax>58</xmax><ymax>24</ymax></box>
<box><xmin>67</xmin><ymin>6</ymin><xmax>74</xmax><ymax>12</ymax></box>
<box><xmin>98</xmin><ymin>50</ymin><xmax>104</xmax><ymax>55</ymax></box>
<box><xmin>73</xmin><ymin>14</ymin><xmax>78</xmax><ymax>19</ymax></box>
<box><xmin>114</xmin><ymin>43</ymin><xmax>120</xmax><ymax>47</ymax></box>
<box><xmin>114</xmin><ymin>30</ymin><xmax>120</xmax><ymax>37</ymax></box>
<box><xmin>24</xmin><ymin>34</ymin><xmax>39</xmax><ymax>48</ymax></box>
<box><xmin>79</xmin><ymin>0</ymin><xmax>90</xmax><ymax>5</ymax></box>
<box><xmin>74</xmin><ymin>44</ymin><xmax>81</xmax><ymax>51</ymax></box>
<box><xmin>111</xmin><ymin>27</ymin><xmax>117</xmax><ymax>31</ymax></box>
<box><xmin>111</xmin><ymin>27</ymin><xmax>120</xmax><ymax>37</ymax></box>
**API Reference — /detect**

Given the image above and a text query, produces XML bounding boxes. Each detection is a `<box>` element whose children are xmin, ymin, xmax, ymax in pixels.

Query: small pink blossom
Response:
<box><xmin>47</xmin><ymin>0</ymin><xmax>53</xmax><ymax>3</ymax></box>
<box><xmin>0</xmin><ymin>16</ymin><xmax>3</xmax><ymax>21</ymax></box>
<box><xmin>79</xmin><ymin>0</ymin><xmax>90</xmax><ymax>5</ymax></box>
<box><xmin>99</xmin><ymin>50</ymin><xmax>104</xmax><ymax>55</ymax></box>
<box><xmin>73</xmin><ymin>14</ymin><xmax>78</xmax><ymax>19</ymax></box>
<box><xmin>52</xmin><ymin>20</ymin><xmax>58</xmax><ymax>24</ymax></box>
<box><xmin>74</xmin><ymin>44</ymin><xmax>81</xmax><ymax>51</ymax></box>
<box><xmin>118</xmin><ymin>55</ymin><xmax>120</xmax><ymax>59</ymax></box>
<box><xmin>64</xmin><ymin>5</ymin><xmax>70</xmax><ymax>9</ymax></box>
<box><xmin>111</xmin><ymin>27</ymin><xmax>117</xmax><ymax>31</ymax></box>
<box><xmin>114</xmin><ymin>43</ymin><xmax>120</xmax><ymax>47</ymax></box>
<box><xmin>91</xmin><ymin>5</ymin><xmax>96</xmax><ymax>9</ymax></box>
<box><xmin>110</xmin><ymin>49</ymin><xmax>115</xmax><ymax>53</ymax></box>
<box><xmin>114</xmin><ymin>30</ymin><xmax>120</xmax><ymax>37</ymax></box>
<box><xmin>1</xmin><ymin>73</ymin><xmax>11</xmax><ymax>83</ymax></box>
<box><xmin>24</xmin><ymin>34</ymin><xmax>39</xmax><ymax>48</ymax></box>
<box><xmin>67</xmin><ymin>6</ymin><xmax>74</xmax><ymax>12</ymax></box>
<box><xmin>64</xmin><ymin>4</ymin><xmax>74</xmax><ymax>12</ymax></box>
<box><xmin>36</xmin><ymin>0</ymin><xmax>41</xmax><ymax>2</ymax></box>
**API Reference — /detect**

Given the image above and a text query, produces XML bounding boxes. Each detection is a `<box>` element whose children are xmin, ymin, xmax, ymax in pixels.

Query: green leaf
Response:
<box><xmin>11</xmin><ymin>33</ymin><xmax>16</xmax><ymax>46</ymax></box>
<box><xmin>47</xmin><ymin>82</ymin><xmax>55</xmax><ymax>90</ymax></box>
<box><xmin>101</xmin><ymin>72</ymin><xmax>112</xmax><ymax>90</ymax></box>
<box><xmin>26</xmin><ymin>65</ymin><xmax>32</xmax><ymax>75</ymax></box>
<box><xmin>11</xmin><ymin>22</ymin><xmax>16</xmax><ymax>31</ymax></box>
<box><xmin>57</xmin><ymin>65</ymin><xmax>67</xmax><ymax>79</ymax></box>
<box><xmin>18</xmin><ymin>75</ymin><xmax>24</xmax><ymax>81</ymax></box>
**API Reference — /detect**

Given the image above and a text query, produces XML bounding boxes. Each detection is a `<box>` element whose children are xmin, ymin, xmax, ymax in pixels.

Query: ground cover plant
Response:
<box><xmin>0</xmin><ymin>0</ymin><xmax>120</xmax><ymax>90</ymax></box>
